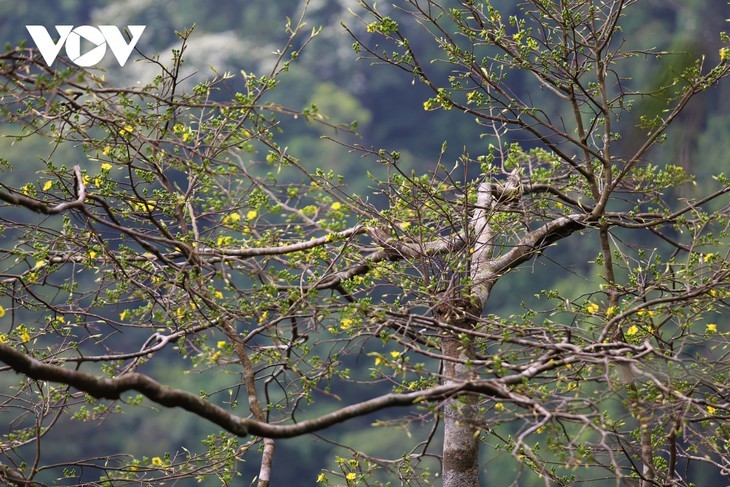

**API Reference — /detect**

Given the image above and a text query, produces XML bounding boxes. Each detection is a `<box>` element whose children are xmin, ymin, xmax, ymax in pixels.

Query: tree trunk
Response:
<box><xmin>436</xmin><ymin>292</ymin><xmax>482</xmax><ymax>487</ymax></box>
<box><xmin>438</xmin><ymin>178</ymin><xmax>500</xmax><ymax>486</ymax></box>
<box><xmin>442</xmin><ymin>332</ymin><xmax>480</xmax><ymax>487</ymax></box>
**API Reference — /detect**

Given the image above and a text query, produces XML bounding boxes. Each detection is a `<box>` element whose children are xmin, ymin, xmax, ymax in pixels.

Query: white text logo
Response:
<box><xmin>26</xmin><ymin>25</ymin><xmax>146</xmax><ymax>67</ymax></box>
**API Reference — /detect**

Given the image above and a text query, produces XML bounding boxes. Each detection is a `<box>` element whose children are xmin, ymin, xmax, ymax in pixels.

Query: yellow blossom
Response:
<box><xmin>223</xmin><ymin>212</ymin><xmax>241</xmax><ymax>224</ymax></box>
<box><xmin>346</xmin><ymin>472</ymin><xmax>357</xmax><ymax>481</ymax></box>
<box><xmin>119</xmin><ymin>309</ymin><xmax>131</xmax><ymax>321</ymax></box>
<box><xmin>703</xmin><ymin>253</ymin><xmax>714</xmax><ymax>262</ymax></box>
<box><xmin>43</xmin><ymin>180</ymin><xmax>53</xmax><ymax>191</ymax></box>
<box><xmin>605</xmin><ymin>305</ymin><xmax>618</xmax><ymax>317</ymax></box>
<box><xmin>102</xmin><ymin>145</ymin><xmax>112</xmax><ymax>156</ymax></box>
<box><xmin>182</xmin><ymin>132</ymin><xmax>192</xmax><ymax>142</ymax></box>
<box><xmin>637</xmin><ymin>309</ymin><xmax>655</xmax><ymax>318</ymax></box>
<box><xmin>707</xmin><ymin>323</ymin><xmax>718</xmax><ymax>333</ymax></box>
<box><xmin>399</xmin><ymin>221</ymin><xmax>411</xmax><ymax>230</ymax></box>
<box><xmin>330</xmin><ymin>201</ymin><xmax>342</xmax><ymax>211</ymax></box>
<box><xmin>150</xmin><ymin>457</ymin><xmax>164</xmax><ymax>466</ymax></box>
<box><xmin>214</xmin><ymin>290</ymin><xmax>223</xmax><ymax>299</ymax></box>
<box><xmin>707</xmin><ymin>405</ymin><xmax>717</xmax><ymax>415</ymax></box>
<box><xmin>494</xmin><ymin>402</ymin><xmax>505</xmax><ymax>411</ymax></box>
<box><xmin>246</xmin><ymin>209</ymin><xmax>258</xmax><ymax>220</ymax></box>
<box><xmin>389</xmin><ymin>350</ymin><xmax>401</xmax><ymax>359</ymax></box>
<box><xmin>216</xmin><ymin>340</ymin><xmax>227</xmax><ymax>349</ymax></box>
<box><xmin>586</xmin><ymin>302</ymin><xmax>600</xmax><ymax>314</ymax></box>
<box><xmin>88</xmin><ymin>250</ymin><xmax>97</xmax><ymax>259</ymax></box>
<box><xmin>258</xmin><ymin>311</ymin><xmax>268</xmax><ymax>323</ymax></box>
<box><xmin>20</xmin><ymin>331</ymin><xmax>31</xmax><ymax>343</ymax></box>
<box><xmin>340</xmin><ymin>318</ymin><xmax>353</xmax><ymax>330</ymax></box>
<box><xmin>626</xmin><ymin>325</ymin><xmax>639</xmax><ymax>336</ymax></box>
<box><xmin>0</xmin><ymin>305</ymin><xmax>5</xmax><ymax>318</ymax></box>
<box><xmin>101</xmin><ymin>163</ymin><xmax>112</xmax><ymax>171</ymax></box>
<box><xmin>317</xmin><ymin>473</ymin><xmax>327</xmax><ymax>483</ymax></box>
<box><xmin>0</xmin><ymin>334</ymin><xmax>6</xmax><ymax>344</ymax></box>
<box><xmin>374</xmin><ymin>355</ymin><xmax>383</xmax><ymax>366</ymax></box>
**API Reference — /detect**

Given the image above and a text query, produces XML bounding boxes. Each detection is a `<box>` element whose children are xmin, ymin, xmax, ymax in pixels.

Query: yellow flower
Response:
<box><xmin>494</xmin><ymin>402</ymin><xmax>505</xmax><ymax>411</ymax></box>
<box><xmin>220</xmin><ymin>213</ymin><xmax>239</xmax><ymax>226</ymax></box>
<box><xmin>101</xmin><ymin>163</ymin><xmax>112</xmax><ymax>171</ymax></box>
<box><xmin>340</xmin><ymin>318</ymin><xmax>353</xmax><ymax>330</ymax></box>
<box><xmin>214</xmin><ymin>290</ymin><xmax>224</xmax><ymax>299</ymax></box>
<box><xmin>0</xmin><ymin>334</ymin><xmax>7</xmax><ymax>344</ymax></box>
<box><xmin>399</xmin><ymin>221</ymin><xmax>411</xmax><ymax>230</ymax></box>
<box><xmin>88</xmin><ymin>250</ymin><xmax>97</xmax><ymax>259</ymax></box>
<box><xmin>703</xmin><ymin>253</ymin><xmax>714</xmax><ymax>263</ymax></box>
<box><xmin>182</xmin><ymin>132</ymin><xmax>192</xmax><ymax>142</ymax></box>
<box><xmin>637</xmin><ymin>309</ymin><xmax>655</xmax><ymax>318</ymax></box>
<box><xmin>20</xmin><ymin>331</ymin><xmax>31</xmax><ymax>343</ymax></box>
<box><xmin>586</xmin><ymin>302</ymin><xmax>600</xmax><ymax>314</ymax></box>
<box><xmin>216</xmin><ymin>340</ymin><xmax>227</xmax><ymax>349</ymax></box>
<box><xmin>0</xmin><ymin>305</ymin><xmax>5</xmax><ymax>318</ymax></box>
<box><xmin>706</xmin><ymin>323</ymin><xmax>718</xmax><ymax>333</ymax></box>
<box><xmin>246</xmin><ymin>209</ymin><xmax>258</xmax><ymax>220</ymax></box>
<box><xmin>626</xmin><ymin>325</ymin><xmax>639</xmax><ymax>336</ymax></box>
<box><xmin>346</xmin><ymin>472</ymin><xmax>357</xmax><ymax>481</ymax></box>
<box><xmin>43</xmin><ymin>180</ymin><xmax>53</xmax><ymax>191</ymax></box>
<box><xmin>605</xmin><ymin>305</ymin><xmax>618</xmax><ymax>317</ymax></box>
<box><xmin>119</xmin><ymin>310</ymin><xmax>130</xmax><ymax>321</ymax></box>
<box><xmin>374</xmin><ymin>355</ymin><xmax>383</xmax><ymax>366</ymax></box>
<box><xmin>330</xmin><ymin>201</ymin><xmax>342</xmax><ymax>211</ymax></box>
<box><xmin>721</xmin><ymin>47</ymin><xmax>730</xmax><ymax>62</ymax></box>
<box><xmin>150</xmin><ymin>457</ymin><xmax>164</xmax><ymax>467</ymax></box>
<box><xmin>102</xmin><ymin>145</ymin><xmax>112</xmax><ymax>156</ymax></box>
<box><xmin>389</xmin><ymin>350</ymin><xmax>401</xmax><ymax>359</ymax></box>
<box><xmin>707</xmin><ymin>405</ymin><xmax>717</xmax><ymax>415</ymax></box>
<box><xmin>317</xmin><ymin>473</ymin><xmax>327</xmax><ymax>483</ymax></box>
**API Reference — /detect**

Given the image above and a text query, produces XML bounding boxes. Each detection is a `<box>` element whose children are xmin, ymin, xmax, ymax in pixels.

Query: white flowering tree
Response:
<box><xmin>0</xmin><ymin>2</ymin><xmax>729</xmax><ymax>486</ymax></box>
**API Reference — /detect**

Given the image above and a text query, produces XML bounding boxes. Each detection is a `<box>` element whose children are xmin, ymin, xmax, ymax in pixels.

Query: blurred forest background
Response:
<box><xmin>0</xmin><ymin>0</ymin><xmax>728</xmax><ymax>485</ymax></box>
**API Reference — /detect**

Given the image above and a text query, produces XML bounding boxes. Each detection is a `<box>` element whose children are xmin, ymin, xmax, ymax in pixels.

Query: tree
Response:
<box><xmin>0</xmin><ymin>1</ymin><xmax>728</xmax><ymax>486</ymax></box>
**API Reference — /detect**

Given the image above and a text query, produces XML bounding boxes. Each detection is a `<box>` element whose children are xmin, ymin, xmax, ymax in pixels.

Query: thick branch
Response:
<box><xmin>0</xmin><ymin>165</ymin><xmax>85</xmax><ymax>214</ymax></box>
<box><xmin>0</xmin><ymin>343</ymin><xmax>507</xmax><ymax>440</ymax></box>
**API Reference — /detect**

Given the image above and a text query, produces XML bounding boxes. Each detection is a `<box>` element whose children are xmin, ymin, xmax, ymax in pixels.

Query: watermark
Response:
<box><xmin>26</xmin><ymin>25</ymin><xmax>146</xmax><ymax>67</ymax></box>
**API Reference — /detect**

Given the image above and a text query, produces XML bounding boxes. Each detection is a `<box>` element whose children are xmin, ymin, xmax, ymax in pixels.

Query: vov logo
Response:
<box><xmin>26</xmin><ymin>25</ymin><xmax>146</xmax><ymax>67</ymax></box>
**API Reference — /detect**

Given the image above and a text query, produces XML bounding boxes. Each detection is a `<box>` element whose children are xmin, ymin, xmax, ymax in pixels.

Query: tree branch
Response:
<box><xmin>0</xmin><ymin>343</ymin><xmax>508</xmax><ymax>440</ymax></box>
<box><xmin>0</xmin><ymin>165</ymin><xmax>85</xmax><ymax>214</ymax></box>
